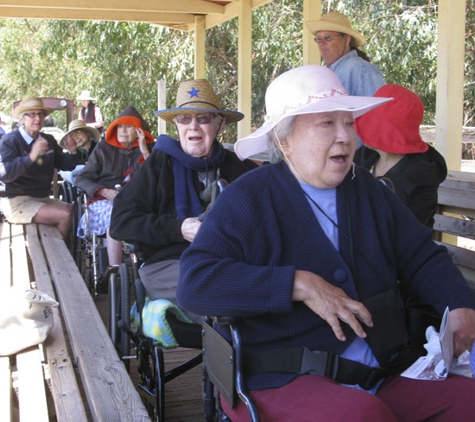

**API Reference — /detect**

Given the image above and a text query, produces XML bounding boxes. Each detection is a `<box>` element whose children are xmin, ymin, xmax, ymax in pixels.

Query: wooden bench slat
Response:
<box><xmin>433</xmin><ymin>214</ymin><xmax>475</xmax><ymax>240</ymax></box>
<box><xmin>0</xmin><ymin>221</ymin><xmax>12</xmax><ymax>289</ymax></box>
<box><xmin>16</xmin><ymin>347</ymin><xmax>49</xmax><ymax>422</ymax></box>
<box><xmin>10</xmin><ymin>224</ymin><xmax>30</xmax><ymax>290</ymax></box>
<box><xmin>25</xmin><ymin>224</ymin><xmax>88</xmax><ymax>422</ymax></box>
<box><xmin>0</xmin><ymin>356</ymin><xmax>12</xmax><ymax>422</ymax></box>
<box><xmin>38</xmin><ymin>224</ymin><xmax>150</xmax><ymax>422</ymax></box>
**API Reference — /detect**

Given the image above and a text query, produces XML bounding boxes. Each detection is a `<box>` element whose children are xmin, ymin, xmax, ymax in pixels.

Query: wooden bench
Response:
<box><xmin>433</xmin><ymin>170</ymin><xmax>475</xmax><ymax>289</ymax></box>
<box><xmin>0</xmin><ymin>220</ymin><xmax>150</xmax><ymax>421</ymax></box>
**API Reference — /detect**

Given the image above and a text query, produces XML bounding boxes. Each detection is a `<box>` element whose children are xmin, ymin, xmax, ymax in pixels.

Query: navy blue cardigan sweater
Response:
<box><xmin>178</xmin><ymin>162</ymin><xmax>475</xmax><ymax>390</ymax></box>
<box><xmin>0</xmin><ymin>129</ymin><xmax>77</xmax><ymax>198</ymax></box>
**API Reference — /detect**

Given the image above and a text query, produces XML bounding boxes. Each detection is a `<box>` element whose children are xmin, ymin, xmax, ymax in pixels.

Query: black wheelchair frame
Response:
<box><xmin>108</xmin><ymin>245</ymin><xmax>206</xmax><ymax>422</ymax></box>
<box><xmin>61</xmin><ymin>175</ymin><xmax>261</xmax><ymax>421</ymax></box>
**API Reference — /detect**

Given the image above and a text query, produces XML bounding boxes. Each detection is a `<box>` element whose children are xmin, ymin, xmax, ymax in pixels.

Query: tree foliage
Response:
<box><xmin>0</xmin><ymin>0</ymin><xmax>473</xmax><ymax>141</ymax></box>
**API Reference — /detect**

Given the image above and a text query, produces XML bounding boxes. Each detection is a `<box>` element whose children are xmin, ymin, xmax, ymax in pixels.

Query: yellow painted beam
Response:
<box><xmin>0</xmin><ymin>8</ymin><xmax>195</xmax><ymax>23</ymax></box>
<box><xmin>194</xmin><ymin>15</ymin><xmax>206</xmax><ymax>79</ymax></box>
<box><xmin>302</xmin><ymin>0</ymin><xmax>321</xmax><ymax>66</ymax></box>
<box><xmin>435</xmin><ymin>0</ymin><xmax>466</xmax><ymax>171</ymax></box>
<box><xmin>0</xmin><ymin>0</ymin><xmax>225</xmax><ymax>14</ymax></box>
<box><xmin>237</xmin><ymin>0</ymin><xmax>252</xmax><ymax>140</ymax></box>
<box><xmin>205</xmin><ymin>0</ymin><xmax>274</xmax><ymax>30</ymax></box>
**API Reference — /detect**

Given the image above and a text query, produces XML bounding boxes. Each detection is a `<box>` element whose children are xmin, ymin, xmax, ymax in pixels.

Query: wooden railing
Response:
<box><xmin>433</xmin><ymin>171</ymin><xmax>475</xmax><ymax>288</ymax></box>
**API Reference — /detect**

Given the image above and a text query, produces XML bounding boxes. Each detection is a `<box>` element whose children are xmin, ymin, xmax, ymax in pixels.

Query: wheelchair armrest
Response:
<box><xmin>203</xmin><ymin>317</ymin><xmax>260</xmax><ymax>421</ymax></box>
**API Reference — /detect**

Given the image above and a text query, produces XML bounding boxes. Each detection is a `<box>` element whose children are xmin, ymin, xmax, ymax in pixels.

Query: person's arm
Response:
<box><xmin>0</xmin><ymin>136</ymin><xmax>34</xmax><ymax>183</ymax></box>
<box><xmin>75</xmin><ymin>145</ymin><xmax>106</xmax><ymax>197</ymax></box>
<box><xmin>109</xmin><ymin>153</ymin><xmax>186</xmax><ymax>247</ymax></box>
<box><xmin>89</xmin><ymin>104</ymin><xmax>104</xmax><ymax>130</ymax></box>
<box><xmin>136</xmin><ymin>127</ymin><xmax>151</xmax><ymax>160</ymax></box>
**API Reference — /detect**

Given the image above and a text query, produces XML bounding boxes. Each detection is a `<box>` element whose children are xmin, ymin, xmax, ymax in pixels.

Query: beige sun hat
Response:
<box><xmin>59</xmin><ymin>119</ymin><xmax>101</xmax><ymax>147</ymax></box>
<box><xmin>14</xmin><ymin>97</ymin><xmax>54</xmax><ymax>118</ymax></box>
<box><xmin>76</xmin><ymin>90</ymin><xmax>96</xmax><ymax>101</ymax></box>
<box><xmin>154</xmin><ymin>79</ymin><xmax>244</xmax><ymax>124</ymax></box>
<box><xmin>234</xmin><ymin>65</ymin><xmax>391</xmax><ymax>160</ymax></box>
<box><xmin>306</xmin><ymin>11</ymin><xmax>366</xmax><ymax>47</ymax></box>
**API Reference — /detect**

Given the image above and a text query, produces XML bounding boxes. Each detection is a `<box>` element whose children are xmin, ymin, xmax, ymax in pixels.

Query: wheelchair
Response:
<box><xmin>60</xmin><ymin>179</ymin><xmax>118</xmax><ymax>296</ymax></box>
<box><xmin>105</xmin><ymin>244</ymin><xmax>262</xmax><ymax>421</ymax></box>
<box><xmin>202</xmin><ymin>317</ymin><xmax>260</xmax><ymax>422</ymax></box>
<box><xmin>104</xmin><ymin>177</ymin><xmax>260</xmax><ymax>421</ymax></box>
<box><xmin>61</xmin><ymin>181</ymin><xmax>135</xmax><ymax>366</ymax></box>
<box><xmin>107</xmin><ymin>244</ymin><xmax>205</xmax><ymax>421</ymax></box>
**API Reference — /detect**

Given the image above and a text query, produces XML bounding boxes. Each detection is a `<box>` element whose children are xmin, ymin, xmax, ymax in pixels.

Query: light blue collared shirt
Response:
<box><xmin>19</xmin><ymin>126</ymin><xmax>35</xmax><ymax>144</ymax></box>
<box><xmin>329</xmin><ymin>50</ymin><xmax>386</xmax><ymax>97</ymax></box>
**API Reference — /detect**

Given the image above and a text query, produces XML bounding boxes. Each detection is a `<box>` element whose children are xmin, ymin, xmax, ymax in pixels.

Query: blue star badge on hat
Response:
<box><xmin>187</xmin><ymin>87</ymin><xmax>200</xmax><ymax>98</ymax></box>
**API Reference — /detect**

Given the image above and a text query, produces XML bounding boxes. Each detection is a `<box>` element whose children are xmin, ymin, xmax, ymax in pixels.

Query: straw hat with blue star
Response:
<box><xmin>154</xmin><ymin>79</ymin><xmax>244</xmax><ymax>124</ymax></box>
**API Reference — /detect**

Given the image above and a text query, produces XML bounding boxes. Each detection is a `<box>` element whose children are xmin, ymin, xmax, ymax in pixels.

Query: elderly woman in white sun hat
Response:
<box><xmin>58</xmin><ymin>119</ymin><xmax>101</xmax><ymax>185</ymax></box>
<box><xmin>177</xmin><ymin>65</ymin><xmax>475</xmax><ymax>421</ymax></box>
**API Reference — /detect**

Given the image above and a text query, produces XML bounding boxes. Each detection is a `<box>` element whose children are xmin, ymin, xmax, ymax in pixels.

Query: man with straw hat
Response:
<box><xmin>178</xmin><ymin>65</ymin><xmax>475</xmax><ymax>420</ymax></box>
<box><xmin>306</xmin><ymin>11</ymin><xmax>385</xmax><ymax>97</ymax></box>
<box><xmin>0</xmin><ymin>97</ymin><xmax>79</xmax><ymax>241</ymax></box>
<box><xmin>110</xmin><ymin>79</ymin><xmax>257</xmax><ymax>320</ymax></box>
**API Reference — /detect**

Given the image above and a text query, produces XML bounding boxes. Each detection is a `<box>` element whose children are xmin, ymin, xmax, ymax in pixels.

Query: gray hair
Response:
<box><xmin>267</xmin><ymin>115</ymin><xmax>296</xmax><ymax>163</ymax></box>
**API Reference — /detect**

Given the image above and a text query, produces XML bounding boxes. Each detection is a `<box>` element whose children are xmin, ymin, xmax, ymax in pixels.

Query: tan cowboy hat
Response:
<box><xmin>76</xmin><ymin>90</ymin><xmax>96</xmax><ymax>101</ymax></box>
<box><xmin>234</xmin><ymin>65</ymin><xmax>391</xmax><ymax>160</ymax></box>
<box><xmin>59</xmin><ymin>119</ymin><xmax>101</xmax><ymax>147</ymax></box>
<box><xmin>154</xmin><ymin>79</ymin><xmax>244</xmax><ymax>124</ymax></box>
<box><xmin>306</xmin><ymin>11</ymin><xmax>366</xmax><ymax>47</ymax></box>
<box><xmin>14</xmin><ymin>97</ymin><xmax>54</xmax><ymax>118</ymax></box>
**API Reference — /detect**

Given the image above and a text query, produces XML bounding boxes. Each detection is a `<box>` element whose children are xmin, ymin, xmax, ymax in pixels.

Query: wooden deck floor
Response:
<box><xmin>94</xmin><ymin>294</ymin><xmax>204</xmax><ymax>421</ymax></box>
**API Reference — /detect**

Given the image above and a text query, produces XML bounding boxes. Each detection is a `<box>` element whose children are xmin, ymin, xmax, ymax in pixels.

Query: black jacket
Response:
<box><xmin>354</xmin><ymin>145</ymin><xmax>447</xmax><ymax>227</ymax></box>
<box><xmin>110</xmin><ymin>148</ymin><xmax>257</xmax><ymax>263</ymax></box>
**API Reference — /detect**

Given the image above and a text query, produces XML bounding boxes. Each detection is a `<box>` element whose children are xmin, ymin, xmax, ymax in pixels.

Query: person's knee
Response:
<box><xmin>344</xmin><ymin>392</ymin><xmax>396</xmax><ymax>422</ymax></box>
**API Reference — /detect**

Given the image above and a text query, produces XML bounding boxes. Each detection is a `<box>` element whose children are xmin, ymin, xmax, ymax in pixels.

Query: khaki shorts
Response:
<box><xmin>0</xmin><ymin>196</ymin><xmax>69</xmax><ymax>224</ymax></box>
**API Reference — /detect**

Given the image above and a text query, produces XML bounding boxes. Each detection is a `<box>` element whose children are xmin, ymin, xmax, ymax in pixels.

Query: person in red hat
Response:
<box><xmin>76</xmin><ymin>106</ymin><xmax>155</xmax><ymax>266</ymax></box>
<box><xmin>354</xmin><ymin>84</ymin><xmax>447</xmax><ymax>227</ymax></box>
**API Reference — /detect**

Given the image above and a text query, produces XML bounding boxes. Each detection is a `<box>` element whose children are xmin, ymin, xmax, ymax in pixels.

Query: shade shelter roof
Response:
<box><xmin>0</xmin><ymin>0</ymin><xmax>468</xmax><ymax>171</ymax></box>
<box><xmin>0</xmin><ymin>0</ymin><xmax>272</xmax><ymax>31</ymax></box>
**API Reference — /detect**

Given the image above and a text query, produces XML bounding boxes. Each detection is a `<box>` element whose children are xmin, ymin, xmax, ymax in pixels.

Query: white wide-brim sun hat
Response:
<box><xmin>234</xmin><ymin>65</ymin><xmax>392</xmax><ymax>160</ymax></box>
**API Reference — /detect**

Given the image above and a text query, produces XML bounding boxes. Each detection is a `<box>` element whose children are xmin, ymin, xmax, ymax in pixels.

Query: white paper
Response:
<box><xmin>401</xmin><ymin>307</ymin><xmax>472</xmax><ymax>380</ymax></box>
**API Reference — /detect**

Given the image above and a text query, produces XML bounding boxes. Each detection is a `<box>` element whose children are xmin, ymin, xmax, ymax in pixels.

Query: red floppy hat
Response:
<box><xmin>355</xmin><ymin>84</ymin><xmax>428</xmax><ymax>154</ymax></box>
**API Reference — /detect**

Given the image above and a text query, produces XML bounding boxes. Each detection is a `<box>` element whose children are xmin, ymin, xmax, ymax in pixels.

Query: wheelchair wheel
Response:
<box><xmin>108</xmin><ymin>264</ymin><xmax>130</xmax><ymax>371</ymax></box>
<box><xmin>137</xmin><ymin>339</ymin><xmax>164</xmax><ymax>422</ymax></box>
<box><xmin>119</xmin><ymin>263</ymin><xmax>130</xmax><ymax>363</ymax></box>
<box><xmin>82</xmin><ymin>265</ymin><xmax>93</xmax><ymax>292</ymax></box>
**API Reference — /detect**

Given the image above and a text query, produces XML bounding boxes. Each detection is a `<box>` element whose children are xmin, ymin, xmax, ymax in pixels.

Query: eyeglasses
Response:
<box><xmin>314</xmin><ymin>34</ymin><xmax>346</xmax><ymax>44</ymax></box>
<box><xmin>173</xmin><ymin>113</ymin><xmax>221</xmax><ymax>125</ymax></box>
<box><xmin>24</xmin><ymin>111</ymin><xmax>47</xmax><ymax>119</ymax></box>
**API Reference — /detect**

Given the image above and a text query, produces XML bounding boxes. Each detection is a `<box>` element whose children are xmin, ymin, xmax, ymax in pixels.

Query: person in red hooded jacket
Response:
<box><xmin>76</xmin><ymin>106</ymin><xmax>155</xmax><ymax>265</ymax></box>
<box><xmin>354</xmin><ymin>84</ymin><xmax>447</xmax><ymax>228</ymax></box>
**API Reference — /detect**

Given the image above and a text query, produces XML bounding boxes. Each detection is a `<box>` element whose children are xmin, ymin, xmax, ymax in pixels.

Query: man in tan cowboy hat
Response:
<box><xmin>306</xmin><ymin>11</ymin><xmax>385</xmax><ymax>98</ymax></box>
<box><xmin>77</xmin><ymin>89</ymin><xmax>104</xmax><ymax>134</ymax></box>
<box><xmin>0</xmin><ymin>97</ymin><xmax>79</xmax><ymax>241</ymax></box>
<box><xmin>109</xmin><ymin>79</ymin><xmax>257</xmax><ymax>319</ymax></box>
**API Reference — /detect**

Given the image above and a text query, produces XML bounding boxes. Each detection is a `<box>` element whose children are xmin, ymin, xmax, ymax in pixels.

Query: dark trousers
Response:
<box><xmin>223</xmin><ymin>373</ymin><xmax>475</xmax><ymax>421</ymax></box>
